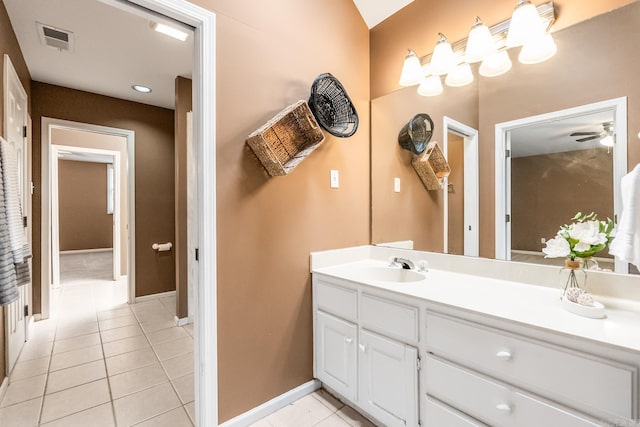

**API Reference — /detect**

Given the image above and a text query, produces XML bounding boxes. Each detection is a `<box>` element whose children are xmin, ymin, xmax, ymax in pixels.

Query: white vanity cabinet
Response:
<box><xmin>313</xmin><ymin>276</ymin><xmax>420</xmax><ymax>427</ymax></box>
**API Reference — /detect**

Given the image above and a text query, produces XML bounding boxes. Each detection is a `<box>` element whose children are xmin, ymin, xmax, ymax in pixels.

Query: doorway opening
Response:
<box><xmin>442</xmin><ymin>117</ymin><xmax>479</xmax><ymax>257</ymax></box>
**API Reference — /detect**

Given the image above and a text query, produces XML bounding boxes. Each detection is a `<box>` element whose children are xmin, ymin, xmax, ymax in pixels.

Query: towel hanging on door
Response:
<box><xmin>0</xmin><ymin>137</ymin><xmax>30</xmax><ymax>264</ymax></box>
<box><xmin>610</xmin><ymin>164</ymin><xmax>640</xmax><ymax>267</ymax></box>
<box><xmin>0</xmin><ymin>140</ymin><xmax>18</xmax><ymax>305</ymax></box>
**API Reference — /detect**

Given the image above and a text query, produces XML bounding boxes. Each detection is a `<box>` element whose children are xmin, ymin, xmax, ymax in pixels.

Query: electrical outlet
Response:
<box><xmin>540</xmin><ymin>238</ymin><xmax>546</xmax><ymax>244</ymax></box>
<box><xmin>394</xmin><ymin>177</ymin><xmax>401</xmax><ymax>193</ymax></box>
<box><xmin>330</xmin><ymin>170</ymin><xmax>339</xmax><ymax>188</ymax></box>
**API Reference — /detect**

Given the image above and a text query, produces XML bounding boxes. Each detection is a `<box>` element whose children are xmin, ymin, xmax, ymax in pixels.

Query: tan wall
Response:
<box><xmin>511</xmin><ymin>148</ymin><xmax>613</xmax><ymax>252</ymax></box>
<box><xmin>185</xmin><ymin>0</ymin><xmax>370</xmax><ymax>421</ymax></box>
<box><xmin>58</xmin><ymin>160</ymin><xmax>113</xmax><ymax>250</ymax></box>
<box><xmin>447</xmin><ymin>134</ymin><xmax>464</xmax><ymax>255</ymax></box>
<box><xmin>31</xmin><ymin>82</ymin><xmax>176</xmax><ymax>312</ymax></box>
<box><xmin>370</xmin><ymin>0</ymin><xmax>637</xmax><ymax>99</ymax></box>
<box><xmin>52</xmin><ymin>128</ymin><xmax>128</xmax><ymax>273</ymax></box>
<box><xmin>174</xmin><ymin>77</ymin><xmax>191</xmax><ymax>320</ymax></box>
<box><xmin>0</xmin><ymin>0</ymin><xmax>31</xmax><ymax>386</ymax></box>
<box><xmin>371</xmin><ymin>82</ymin><xmax>477</xmax><ymax>251</ymax></box>
<box><xmin>371</xmin><ymin>2</ymin><xmax>640</xmax><ymax>258</ymax></box>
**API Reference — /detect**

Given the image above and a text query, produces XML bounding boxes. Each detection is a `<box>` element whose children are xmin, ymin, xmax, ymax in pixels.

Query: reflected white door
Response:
<box><xmin>4</xmin><ymin>54</ymin><xmax>30</xmax><ymax>373</ymax></box>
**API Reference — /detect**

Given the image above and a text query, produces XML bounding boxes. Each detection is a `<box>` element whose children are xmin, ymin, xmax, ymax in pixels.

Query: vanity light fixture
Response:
<box><xmin>418</xmin><ymin>74</ymin><xmax>443</xmax><ymax>97</ymax></box>
<box><xmin>506</xmin><ymin>0</ymin><xmax>545</xmax><ymax>48</ymax></box>
<box><xmin>430</xmin><ymin>33</ymin><xmax>456</xmax><ymax>75</ymax></box>
<box><xmin>465</xmin><ymin>17</ymin><xmax>496</xmax><ymax>64</ymax></box>
<box><xmin>445</xmin><ymin>63</ymin><xmax>474</xmax><ymax>87</ymax></box>
<box><xmin>399</xmin><ymin>1</ymin><xmax>555</xmax><ymax>97</ymax></box>
<box><xmin>131</xmin><ymin>84</ymin><xmax>152</xmax><ymax>93</ymax></box>
<box><xmin>150</xmin><ymin>21</ymin><xmax>190</xmax><ymax>42</ymax></box>
<box><xmin>399</xmin><ymin>49</ymin><xmax>424</xmax><ymax>86</ymax></box>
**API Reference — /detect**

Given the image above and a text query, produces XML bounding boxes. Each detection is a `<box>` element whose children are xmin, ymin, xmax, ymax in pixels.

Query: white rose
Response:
<box><xmin>542</xmin><ymin>236</ymin><xmax>570</xmax><ymax>258</ymax></box>
<box><xmin>568</xmin><ymin>221</ymin><xmax>607</xmax><ymax>246</ymax></box>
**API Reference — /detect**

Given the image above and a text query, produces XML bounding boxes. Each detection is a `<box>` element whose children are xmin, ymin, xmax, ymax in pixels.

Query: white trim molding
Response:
<box><xmin>174</xmin><ymin>316</ymin><xmax>189</xmax><ymax>327</ymax></box>
<box><xmin>219</xmin><ymin>380</ymin><xmax>321</xmax><ymax>427</ymax></box>
<box><xmin>59</xmin><ymin>248</ymin><xmax>113</xmax><ymax>254</ymax></box>
<box><xmin>495</xmin><ymin>97</ymin><xmax>627</xmax><ymax>273</ymax></box>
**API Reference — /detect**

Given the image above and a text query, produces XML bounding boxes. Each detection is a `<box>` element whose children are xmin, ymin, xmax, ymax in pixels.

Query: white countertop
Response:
<box><xmin>313</xmin><ymin>259</ymin><xmax>640</xmax><ymax>354</ymax></box>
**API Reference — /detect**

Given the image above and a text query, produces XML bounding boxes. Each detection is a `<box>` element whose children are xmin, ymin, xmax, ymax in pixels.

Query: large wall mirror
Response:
<box><xmin>371</xmin><ymin>1</ymin><xmax>640</xmax><ymax>275</ymax></box>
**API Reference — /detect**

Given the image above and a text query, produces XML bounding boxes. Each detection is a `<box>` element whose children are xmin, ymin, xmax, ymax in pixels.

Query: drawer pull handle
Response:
<box><xmin>359</xmin><ymin>344</ymin><xmax>366</xmax><ymax>353</ymax></box>
<box><xmin>496</xmin><ymin>403</ymin><xmax>512</xmax><ymax>413</ymax></box>
<box><xmin>345</xmin><ymin>338</ymin><xmax>353</xmax><ymax>344</ymax></box>
<box><xmin>496</xmin><ymin>351</ymin><xmax>512</xmax><ymax>361</ymax></box>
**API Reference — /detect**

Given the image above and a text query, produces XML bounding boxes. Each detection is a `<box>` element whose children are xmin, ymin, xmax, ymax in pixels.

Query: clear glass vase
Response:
<box><xmin>560</xmin><ymin>258</ymin><xmax>588</xmax><ymax>300</ymax></box>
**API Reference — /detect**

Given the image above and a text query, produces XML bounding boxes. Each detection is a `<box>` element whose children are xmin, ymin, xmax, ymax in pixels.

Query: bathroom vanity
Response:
<box><xmin>311</xmin><ymin>248</ymin><xmax>640</xmax><ymax>427</ymax></box>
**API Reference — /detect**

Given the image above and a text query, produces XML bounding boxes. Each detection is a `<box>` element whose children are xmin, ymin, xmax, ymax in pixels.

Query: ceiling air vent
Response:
<box><xmin>37</xmin><ymin>22</ymin><xmax>75</xmax><ymax>52</ymax></box>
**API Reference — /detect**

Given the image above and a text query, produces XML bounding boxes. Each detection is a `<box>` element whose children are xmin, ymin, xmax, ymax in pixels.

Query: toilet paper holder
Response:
<box><xmin>152</xmin><ymin>242</ymin><xmax>173</xmax><ymax>251</ymax></box>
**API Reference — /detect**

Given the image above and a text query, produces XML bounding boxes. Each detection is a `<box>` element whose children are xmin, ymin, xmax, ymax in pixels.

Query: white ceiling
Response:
<box><xmin>351</xmin><ymin>0</ymin><xmax>414</xmax><ymax>28</ymax></box>
<box><xmin>4</xmin><ymin>0</ymin><xmax>194</xmax><ymax>109</ymax></box>
<box><xmin>510</xmin><ymin>110</ymin><xmax>615</xmax><ymax>158</ymax></box>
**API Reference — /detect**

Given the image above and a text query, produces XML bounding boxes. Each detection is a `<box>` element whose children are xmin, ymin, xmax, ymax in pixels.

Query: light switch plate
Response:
<box><xmin>394</xmin><ymin>177</ymin><xmax>401</xmax><ymax>193</ymax></box>
<box><xmin>330</xmin><ymin>170</ymin><xmax>339</xmax><ymax>188</ymax></box>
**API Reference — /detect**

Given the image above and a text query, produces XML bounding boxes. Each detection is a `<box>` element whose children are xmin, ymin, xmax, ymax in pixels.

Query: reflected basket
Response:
<box><xmin>412</xmin><ymin>141</ymin><xmax>450</xmax><ymax>190</ymax></box>
<box><xmin>246</xmin><ymin>100</ymin><xmax>325</xmax><ymax>177</ymax></box>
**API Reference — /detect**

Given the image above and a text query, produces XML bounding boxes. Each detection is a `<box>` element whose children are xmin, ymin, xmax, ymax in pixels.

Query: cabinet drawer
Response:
<box><xmin>424</xmin><ymin>396</ymin><xmax>488</xmax><ymax>427</ymax></box>
<box><xmin>361</xmin><ymin>294</ymin><xmax>419</xmax><ymax>343</ymax></box>
<box><xmin>426</xmin><ymin>356</ymin><xmax>601</xmax><ymax>427</ymax></box>
<box><xmin>426</xmin><ymin>313</ymin><xmax>636</xmax><ymax>419</ymax></box>
<box><xmin>315</xmin><ymin>281</ymin><xmax>357</xmax><ymax>321</ymax></box>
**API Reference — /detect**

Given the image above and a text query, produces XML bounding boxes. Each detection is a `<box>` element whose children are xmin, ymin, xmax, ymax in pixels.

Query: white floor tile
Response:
<box><xmin>99</xmin><ymin>314</ymin><xmax>138</xmax><ymax>331</ymax></box>
<box><xmin>10</xmin><ymin>355</ymin><xmax>50</xmax><ymax>381</ymax></box>
<box><xmin>249</xmin><ymin>419</ymin><xmax>274</xmax><ymax>427</ymax></box>
<box><xmin>171</xmin><ymin>373</ymin><xmax>194</xmax><ymax>404</ymax></box>
<box><xmin>40</xmin><ymin>379</ymin><xmax>111</xmax><ymax>424</ymax></box>
<box><xmin>17</xmin><ymin>340</ymin><xmax>54</xmax><ymax>362</ymax></box>
<box><xmin>53</xmin><ymin>332</ymin><xmax>101</xmax><ymax>354</ymax></box>
<box><xmin>147</xmin><ymin>326</ymin><xmax>189</xmax><ymax>345</ymax></box>
<box><xmin>102</xmin><ymin>334</ymin><xmax>150</xmax><ymax>358</ymax></box>
<box><xmin>312</xmin><ymin>389</ymin><xmax>344</xmax><ymax>412</ymax></box>
<box><xmin>265</xmin><ymin>394</ymin><xmax>334</xmax><ymax>427</ymax></box>
<box><xmin>0</xmin><ymin>374</ymin><xmax>47</xmax><ymax>407</ymax></box>
<box><xmin>313</xmin><ymin>414</ymin><xmax>351</xmax><ymax>427</ymax></box>
<box><xmin>152</xmin><ymin>337</ymin><xmax>193</xmax><ymax>361</ymax></box>
<box><xmin>109</xmin><ymin>363</ymin><xmax>169</xmax><ymax>399</ymax></box>
<box><xmin>98</xmin><ymin>307</ymin><xmax>132</xmax><ymax>321</ymax></box>
<box><xmin>182</xmin><ymin>323</ymin><xmax>194</xmax><ymax>337</ymax></box>
<box><xmin>113</xmin><ymin>382</ymin><xmax>181</xmax><ymax>426</ymax></box>
<box><xmin>56</xmin><ymin>322</ymin><xmax>99</xmax><ymax>340</ymax></box>
<box><xmin>335</xmin><ymin>406</ymin><xmax>376</xmax><ymax>427</ymax></box>
<box><xmin>160</xmin><ymin>352</ymin><xmax>194</xmax><ymax>380</ymax></box>
<box><xmin>0</xmin><ymin>397</ymin><xmax>42</xmax><ymax>427</ymax></box>
<box><xmin>140</xmin><ymin>320</ymin><xmax>177</xmax><ymax>334</ymax></box>
<box><xmin>49</xmin><ymin>345</ymin><xmax>103</xmax><ymax>372</ymax></box>
<box><xmin>135</xmin><ymin>406</ymin><xmax>193</xmax><ymax>427</ymax></box>
<box><xmin>46</xmin><ymin>360</ymin><xmax>107</xmax><ymax>394</ymax></box>
<box><xmin>100</xmin><ymin>324</ymin><xmax>143</xmax><ymax>343</ymax></box>
<box><xmin>40</xmin><ymin>402</ymin><xmax>115</xmax><ymax>427</ymax></box>
<box><xmin>184</xmin><ymin>402</ymin><xmax>195</xmax><ymax>424</ymax></box>
<box><xmin>106</xmin><ymin>347</ymin><xmax>158</xmax><ymax>376</ymax></box>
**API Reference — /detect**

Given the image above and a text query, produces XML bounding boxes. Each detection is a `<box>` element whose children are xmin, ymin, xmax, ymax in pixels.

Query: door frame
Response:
<box><xmin>442</xmin><ymin>117</ymin><xmax>479</xmax><ymax>257</ymax></box>
<box><xmin>42</xmin><ymin>118</ymin><xmax>135</xmax><ymax>305</ymax></box>
<box><xmin>494</xmin><ymin>97</ymin><xmax>627</xmax><ymax>273</ymax></box>
<box><xmin>98</xmin><ymin>1</ymin><xmax>217</xmax><ymax>425</ymax></box>
<box><xmin>51</xmin><ymin>144</ymin><xmax>122</xmax><ymax>286</ymax></box>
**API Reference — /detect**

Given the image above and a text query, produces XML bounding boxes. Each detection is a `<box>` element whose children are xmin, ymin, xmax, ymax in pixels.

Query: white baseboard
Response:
<box><xmin>219</xmin><ymin>380</ymin><xmax>321</xmax><ymax>427</ymax></box>
<box><xmin>135</xmin><ymin>290</ymin><xmax>176</xmax><ymax>303</ymax></box>
<box><xmin>60</xmin><ymin>248</ymin><xmax>113</xmax><ymax>255</ymax></box>
<box><xmin>174</xmin><ymin>316</ymin><xmax>189</xmax><ymax>327</ymax></box>
<box><xmin>0</xmin><ymin>376</ymin><xmax>8</xmax><ymax>404</ymax></box>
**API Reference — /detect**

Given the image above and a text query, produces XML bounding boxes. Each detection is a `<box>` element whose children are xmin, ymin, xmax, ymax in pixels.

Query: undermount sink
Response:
<box><xmin>355</xmin><ymin>266</ymin><xmax>425</xmax><ymax>283</ymax></box>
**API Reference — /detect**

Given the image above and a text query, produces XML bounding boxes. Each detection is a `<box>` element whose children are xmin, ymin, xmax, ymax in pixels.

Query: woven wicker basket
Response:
<box><xmin>412</xmin><ymin>141</ymin><xmax>450</xmax><ymax>190</ymax></box>
<box><xmin>246</xmin><ymin>100</ymin><xmax>325</xmax><ymax>176</ymax></box>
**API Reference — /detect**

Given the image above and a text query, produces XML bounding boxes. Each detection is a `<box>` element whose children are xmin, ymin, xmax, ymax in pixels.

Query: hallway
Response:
<box><xmin>0</xmin><ymin>272</ymin><xmax>195</xmax><ymax>426</ymax></box>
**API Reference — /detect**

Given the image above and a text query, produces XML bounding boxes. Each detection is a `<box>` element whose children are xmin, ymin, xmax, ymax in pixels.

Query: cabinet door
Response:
<box><xmin>359</xmin><ymin>330</ymin><xmax>419</xmax><ymax>427</ymax></box>
<box><xmin>315</xmin><ymin>311</ymin><xmax>358</xmax><ymax>401</ymax></box>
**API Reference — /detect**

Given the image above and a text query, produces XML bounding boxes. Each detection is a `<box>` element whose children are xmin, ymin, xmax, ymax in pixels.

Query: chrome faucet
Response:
<box><xmin>391</xmin><ymin>257</ymin><xmax>415</xmax><ymax>270</ymax></box>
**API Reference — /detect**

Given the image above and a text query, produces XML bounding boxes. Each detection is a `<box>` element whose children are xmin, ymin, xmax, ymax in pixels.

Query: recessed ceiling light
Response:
<box><xmin>132</xmin><ymin>84</ymin><xmax>152</xmax><ymax>93</ymax></box>
<box><xmin>150</xmin><ymin>22</ymin><xmax>189</xmax><ymax>42</ymax></box>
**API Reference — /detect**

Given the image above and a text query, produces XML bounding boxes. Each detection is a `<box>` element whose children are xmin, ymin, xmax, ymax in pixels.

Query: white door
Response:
<box><xmin>4</xmin><ymin>54</ymin><xmax>30</xmax><ymax>373</ymax></box>
<box><xmin>359</xmin><ymin>330</ymin><xmax>419</xmax><ymax>427</ymax></box>
<box><xmin>315</xmin><ymin>311</ymin><xmax>358</xmax><ymax>401</ymax></box>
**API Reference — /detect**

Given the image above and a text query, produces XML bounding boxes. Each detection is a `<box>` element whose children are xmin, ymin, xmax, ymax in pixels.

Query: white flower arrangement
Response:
<box><xmin>542</xmin><ymin>212</ymin><xmax>614</xmax><ymax>260</ymax></box>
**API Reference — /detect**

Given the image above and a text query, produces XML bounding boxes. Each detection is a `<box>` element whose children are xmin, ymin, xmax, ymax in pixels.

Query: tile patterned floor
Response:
<box><xmin>249</xmin><ymin>390</ymin><xmax>376</xmax><ymax>427</ymax></box>
<box><xmin>0</xmin><ymin>254</ymin><xmax>195</xmax><ymax>426</ymax></box>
